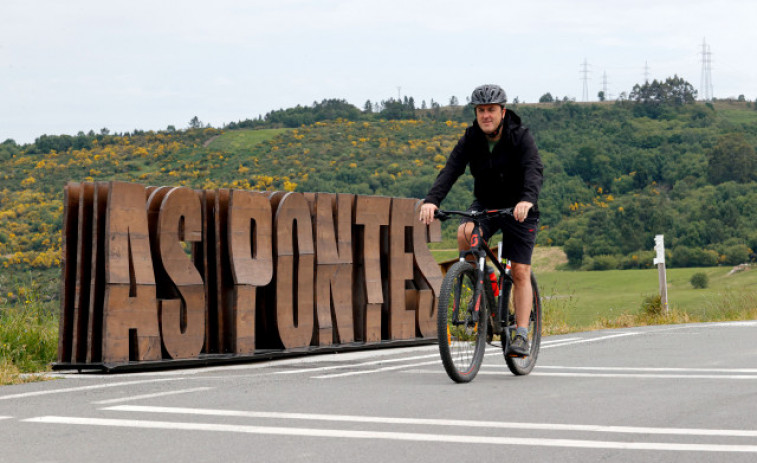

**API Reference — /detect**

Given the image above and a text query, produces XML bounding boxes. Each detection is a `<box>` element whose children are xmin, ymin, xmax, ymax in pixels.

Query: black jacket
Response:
<box><xmin>424</xmin><ymin>110</ymin><xmax>543</xmax><ymax>213</ymax></box>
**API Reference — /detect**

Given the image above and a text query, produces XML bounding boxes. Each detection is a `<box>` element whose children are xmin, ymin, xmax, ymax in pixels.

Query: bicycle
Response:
<box><xmin>434</xmin><ymin>208</ymin><xmax>542</xmax><ymax>383</ymax></box>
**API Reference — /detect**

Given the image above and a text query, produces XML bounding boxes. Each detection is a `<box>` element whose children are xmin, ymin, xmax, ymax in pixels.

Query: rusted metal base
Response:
<box><xmin>52</xmin><ymin>338</ymin><xmax>436</xmax><ymax>373</ymax></box>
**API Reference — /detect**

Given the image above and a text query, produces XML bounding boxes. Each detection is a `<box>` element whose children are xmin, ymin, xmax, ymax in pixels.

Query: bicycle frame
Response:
<box><xmin>438</xmin><ymin>208</ymin><xmax>517</xmax><ymax>339</ymax></box>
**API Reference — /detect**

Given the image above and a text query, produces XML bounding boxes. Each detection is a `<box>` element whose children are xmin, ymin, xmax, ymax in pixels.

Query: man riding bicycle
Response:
<box><xmin>419</xmin><ymin>84</ymin><xmax>543</xmax><ymax>358</ymax></box>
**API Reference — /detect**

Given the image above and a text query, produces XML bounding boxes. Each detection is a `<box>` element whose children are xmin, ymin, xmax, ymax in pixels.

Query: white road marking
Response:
<box><xmin>313</xmin><ymin>360</ymin><xmax>441</xmax><ymax>379</ymax></box>
<box><xmin>540</xmin><ymin>332</ymin><xmax>641</xmax><ymax>349</ymax></box>
<box><xmin>532</xmin><ymin>372</ymin><xmax>757</xmax><ymax>380</ymax></box>
<box><xmin>541</xmin><ymin>337</ymin><xmax>582</xmax><ymax>344</ymax></box>
<box><xmin>0</xmin><ymin>378</ymin><xmax>184</xmax><ymax>401</ymax></box>
<box><xmin>309</xmin><ymin>333</ymin><xmax>649</xmax><ymax>378</ymax></box>
<box><xmin>103</xmin><ymin>404</ymin><xmax>757</xmax><ymax>438</ymax></box>
<box><xmin>276</xmin><ymin>352</ymin><xmax>440</xmax><ymax>375</ymax></box>
<box><xmin>538</xmin><ymin>366</ymin><xmax>757</xmax><ymax>374</ymax></box>
<box><xmin>442</xmin><ymin>369</ymin><xmax>757</xmax><ymax>380</ymax></box>
<box><xmin>92</xmin><ymin>387</ymin><xmax>214</xmax><ymax>405</ymax></box>
<box><xmin>52</xmin><ymin>346</ymin><xmax>441</xmax><ymax>378</ymax></box>
<box><xmin>0</xmin><ymin>416</ymin><xmax>12</xmax><ymax>421</ymax></box>
<box><xmin>23</xmin><ymin>415</ymin><xmax>757</xmax><ymax>453</ymax></box>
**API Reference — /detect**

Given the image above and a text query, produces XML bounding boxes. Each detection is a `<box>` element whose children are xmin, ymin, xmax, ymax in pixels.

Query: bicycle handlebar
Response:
<box><xmin>434</xmin><ymin>207</ymin><xmax>514</xmax><ymax>222</ymax></box>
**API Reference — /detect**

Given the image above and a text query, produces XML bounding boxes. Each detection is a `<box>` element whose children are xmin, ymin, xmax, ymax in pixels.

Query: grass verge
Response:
<box><xmin>1</xmin><ymin>274</ymin><xmax>59</xmax><ymax>385</ymax></box>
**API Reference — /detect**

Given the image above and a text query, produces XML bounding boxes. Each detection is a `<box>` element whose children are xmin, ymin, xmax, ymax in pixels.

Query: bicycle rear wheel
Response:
<box><xmin>504</xmin><ymin>272</ymin><xmax>542</xmax><ymax>375</ymax></box>
<box><xmin>437</xmin><ymin>261</ymin><xmax>488</xmax><ymax>383</ymax></box>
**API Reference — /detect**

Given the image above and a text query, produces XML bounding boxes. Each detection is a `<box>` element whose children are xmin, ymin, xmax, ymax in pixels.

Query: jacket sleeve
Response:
<box><xmin>423</xmin><ymin>134</ymin><xmax>469</xmax><ymax>206</ymax></box>
<box><xmin>518</xmin><ymin>129</ymin><xmax>543</xmax><ymax>205</ymax></box>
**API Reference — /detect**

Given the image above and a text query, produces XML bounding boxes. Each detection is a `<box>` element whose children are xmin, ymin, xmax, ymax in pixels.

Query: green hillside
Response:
<box><xmin>2</xmin><ymin>99</ymin><xmax>757</xmax><ymax>278</ymax></box>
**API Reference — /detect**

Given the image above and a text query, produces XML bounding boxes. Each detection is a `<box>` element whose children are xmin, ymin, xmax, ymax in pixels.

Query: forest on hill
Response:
<box><xmin>2</xmin><ymin>79</ymin><xmax>757</xmax><ymax>282</ymax></box>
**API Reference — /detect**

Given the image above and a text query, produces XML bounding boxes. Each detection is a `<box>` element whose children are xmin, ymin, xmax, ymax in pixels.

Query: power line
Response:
<box><xmin>580</xmin><ymin>58</ymin><xmax>590</xmax><ymax>102</ymax></box>
<box><xmin>699</xmin><ymin>38</ymin><xmax>713</xmax><ymax>102</ymax></box>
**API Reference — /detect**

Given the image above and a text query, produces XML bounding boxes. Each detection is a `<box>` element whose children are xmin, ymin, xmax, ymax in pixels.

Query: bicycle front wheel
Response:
<box><xmin>437</xmin><ymin>261</ymin><xmax>488</xmax><ymax>383</ymax></box>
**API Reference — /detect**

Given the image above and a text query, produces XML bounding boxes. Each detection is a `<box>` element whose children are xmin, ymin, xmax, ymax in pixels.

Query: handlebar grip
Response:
<box><xmin>433</xmin><ymin>210</ymin><xmax>449</xmax><ymax>221</ymax></box>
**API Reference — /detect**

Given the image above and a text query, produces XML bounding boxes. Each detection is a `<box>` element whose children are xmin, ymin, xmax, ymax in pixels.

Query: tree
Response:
<box><xmin>597</xmin><ymin>91</ymin><xmax>606</xmax><ymax>102</ymax></box>
<box><xmin>449</xmin><ymin>96</ymin><xmax>459</xmax><ymax>106</ymax></box>
<box><xmin>539</xmin><ymin>92</ymin><xmax>554</xmax><ymax>103</ymax></box>
<box><xmin>189</xmin><ymin>116</ymin><xmax>202</xmax><ymax>129</ymax></box>
<box><xmin>363</xmin><ymin>100</ymin><xmax>373</xmax><ymax>113</ymax></box>
<box><xmin>707</xmin><ymin>134</ymin><xmax>757</xmax><ymax>184</ymax></box>
<box><xmin>666</xmin><ymin>75</ymin><xmax>697</xmax><ymax>105</ymax></box>
<box><xmin>629</xmin><ymin>75</ymin><xmax>697</xmax><ymax>106</ymax></box>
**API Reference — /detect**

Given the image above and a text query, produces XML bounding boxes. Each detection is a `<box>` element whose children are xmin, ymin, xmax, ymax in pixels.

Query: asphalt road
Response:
<box><xmin>2</xmin><ymin>321</ymin><xmax>757</xmax><ymax>462</ymax></box>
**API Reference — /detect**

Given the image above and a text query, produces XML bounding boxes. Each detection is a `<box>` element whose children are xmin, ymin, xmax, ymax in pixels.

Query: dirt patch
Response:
<box><xmin>531</xmin><ymin>246</ymin><xmax>567</xmax><ymax>273</ymax></box>
<box><xmin>203</xmin><ymin>134</ymin><xmax>221</xmax><ymax>148</ymax></box>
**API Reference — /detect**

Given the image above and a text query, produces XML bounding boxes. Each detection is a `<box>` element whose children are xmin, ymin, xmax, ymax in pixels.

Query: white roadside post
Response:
<box><xmin>653</xmin><ymin>234</ymin><xmax>668</xmax><ymax>314</ymax></box>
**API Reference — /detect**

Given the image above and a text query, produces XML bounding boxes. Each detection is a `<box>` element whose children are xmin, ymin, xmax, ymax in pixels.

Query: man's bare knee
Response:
<box><xmin>511</xmin><ymin>263</ymin><xmax>532</xmax><ymax>285</ymax></box>
<box><xmin>457</xmin><ymin>223</ymin><xmax>475</xmax><ymax>251</ymax></box>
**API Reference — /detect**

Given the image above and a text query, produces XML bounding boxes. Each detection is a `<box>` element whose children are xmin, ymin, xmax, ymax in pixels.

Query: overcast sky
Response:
<box><xmin>2</xmin><ymin>0</ymin><xmax>755</xmax><ymax>144</ymax></box>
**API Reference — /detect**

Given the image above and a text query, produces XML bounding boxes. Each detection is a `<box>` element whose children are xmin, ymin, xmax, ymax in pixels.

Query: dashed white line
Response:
<box><xmin>0</xmin><ymin>416</ymin><xmax>12</xmax><ymax>421</ymax></box>
<box><xmin>92</xmin><ymin>387</ymin><xmax>214</xmax><ymax>405</ymax></box>
<box><xmin>23</xmin><ymin>415</ymin><xmax>757</xmax><ymax>453</ymax></box>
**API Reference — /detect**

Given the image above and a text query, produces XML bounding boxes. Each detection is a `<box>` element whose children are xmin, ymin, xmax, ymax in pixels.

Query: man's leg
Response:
<box><xmin>506</xmin><ymin>260</ymin><xmax>533</xmax><ymax>357</ymax></box>
<box><xmin>510</xmin><ymin>261</ymin><xmax>533</xmax><ymax>329</ymax></box>
<box><xmin>457</xmin><ymin>222</ymin><xmax>476</xmax><ymax>264</ymax></box>
<box><xmin>457</xmin><ymin>222</ymin><xmax>475</xmax><ymax>253</ymax></box>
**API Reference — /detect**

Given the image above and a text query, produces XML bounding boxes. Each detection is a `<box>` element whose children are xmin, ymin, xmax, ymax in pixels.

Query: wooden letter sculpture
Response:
<box><xmin>101</xmin><ymin>182</ymin><xmax>161</xmax><ymax>363</ymax></box>
<box><xmin>56</xmin><ymin>180</ymin><xmax>445</xmax><ymax>369</ymax></box>
<box><xmin>307</xmin><ymin>193</ymin><xmax>355</xmax><ymax>346</ymax></box>
<box><xmin>412</xmin><ymin>200</ymin><xmax>443</xmax><ymax>338</ymax></box>
<box><xmin>228</xmin><ymin>190</ymin><xmax>273</xmax><ymax>354</ymax></box>
<box><xmin>273</xmin><ymin>192</ymin><xmax>315</xmax><ymax>349</ymax></box>
<box><xmin>388</xmin><ymin>198</ymin><xmax>418</xmax><ymax>340</ymax></box>
<box><xmin>151</xmin><ymin>187</ymin><xmax>206</xmax><ymax>359</ymax></box>
<box><xmin>354</xmin><ymin>196</ymin><xmax>391</xmax><ymax>342</ymax></box>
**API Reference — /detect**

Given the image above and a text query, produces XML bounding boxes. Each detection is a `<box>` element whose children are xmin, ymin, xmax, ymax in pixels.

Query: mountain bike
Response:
<box><xmin>435</xmin><ymin>208</ymin><xmax>542</xmax><ymax>383</ymax></box>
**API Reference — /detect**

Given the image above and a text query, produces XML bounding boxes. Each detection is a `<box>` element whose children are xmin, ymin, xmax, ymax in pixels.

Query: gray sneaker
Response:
<box><xmin>506</xmin><ymin>334</ymin><xmax>530</xmax><ymax>358</ymax></box>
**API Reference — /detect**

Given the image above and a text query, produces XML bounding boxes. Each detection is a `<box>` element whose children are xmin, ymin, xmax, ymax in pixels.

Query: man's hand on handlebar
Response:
<box><xmin>513</xmin><ymin>201</ymin><xmax>533</xmax><ymax>223</ymax></box>
<box><xmin>419</xmin><ymin>202</ymin><xmax>438</xmax><ymax>225</ymax></box>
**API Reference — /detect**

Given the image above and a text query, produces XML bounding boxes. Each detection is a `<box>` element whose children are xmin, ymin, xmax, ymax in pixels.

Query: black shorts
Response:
<box><xmin>460</xmin><ymin>200</ymin><xmax>539</xmax><ymax>265</ymax></box>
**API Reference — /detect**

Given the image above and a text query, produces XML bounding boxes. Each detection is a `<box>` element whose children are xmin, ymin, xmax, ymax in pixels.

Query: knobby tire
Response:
<box><xmin>437</xmin><ymin>261</ymin><xmax>488</xmax><ymax>383</ymax></box>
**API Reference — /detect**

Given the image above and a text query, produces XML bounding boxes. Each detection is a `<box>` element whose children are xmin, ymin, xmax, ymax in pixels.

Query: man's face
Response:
<box><xmin>475</xmin><ymin>104</ymin><xmax>505</xmax><ymax>135</ymax></box>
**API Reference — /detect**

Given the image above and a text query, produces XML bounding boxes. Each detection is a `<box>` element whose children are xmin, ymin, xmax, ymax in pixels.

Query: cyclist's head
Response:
<box><xmin>470</xmin><ymin>84</ymin><xmax>507</xmax><ymax>108</ymax></box>
<box><xmin>471</xmin><ymin>84</ymin><xmax>507</xmax><ymax>138</ymax></box>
